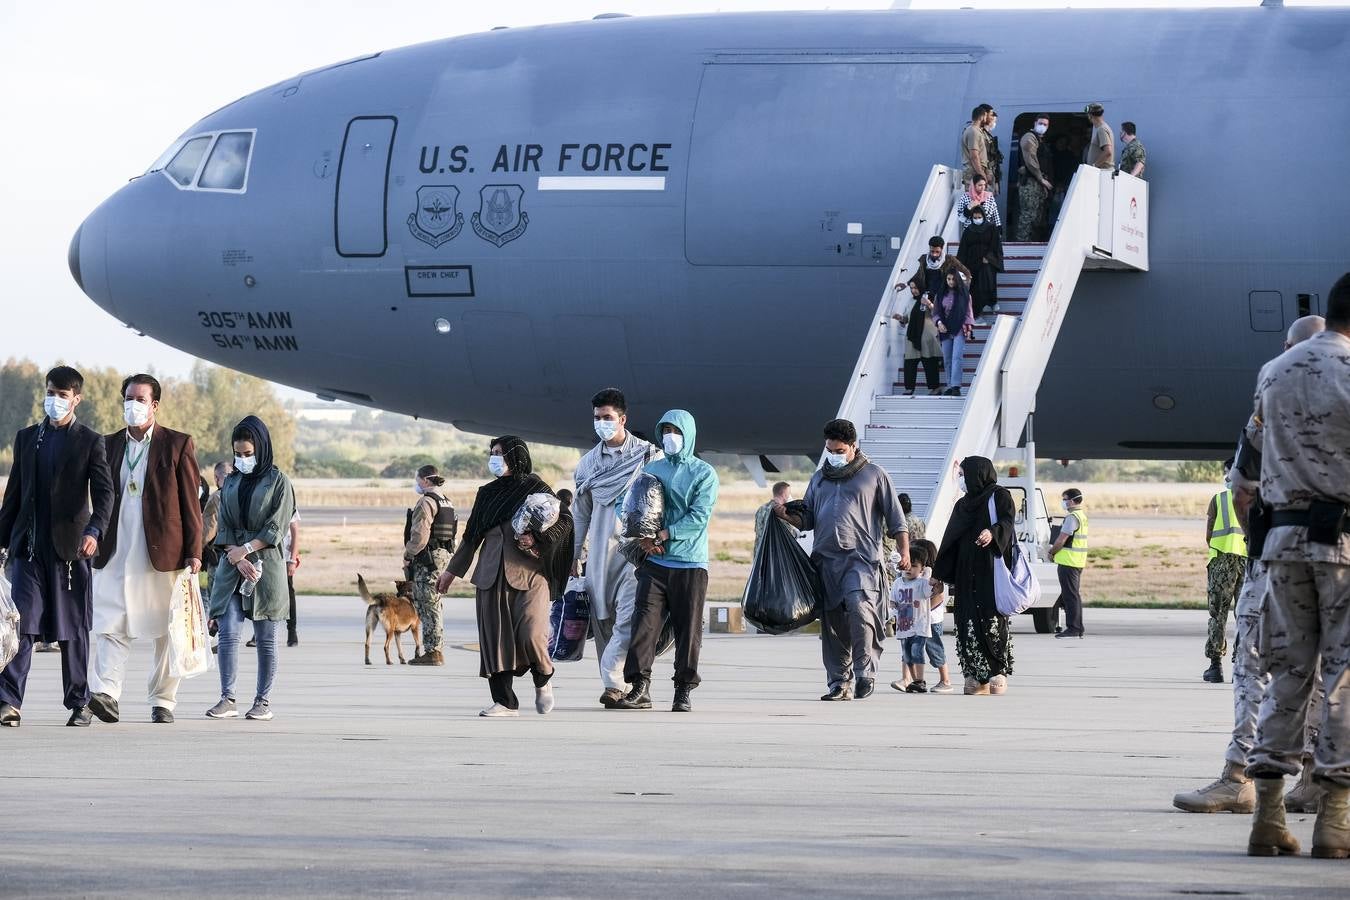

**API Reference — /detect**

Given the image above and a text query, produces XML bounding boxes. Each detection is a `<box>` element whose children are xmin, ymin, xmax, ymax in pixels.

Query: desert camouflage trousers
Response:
<box><xmin>1247</xmin><ymin>560</ymin><xmax>1350</xmax><ymax>787</ymax></box>
<box><xmin>1226</xmin><ymin>562</ymin><xmax>1321</xmax><ymax>766</ymax></box>
<box><xmin>1015</xmin><ymin>177</ymin><xmax>1048</xmax><ymax>242</ymax></box>
<box><xmin>1205</xmin><ymin>552</ymin><xmax>1246</xmax><ymax>660</ymax></box>
<box><xmin>411</xmin><ymin>548</ymin><xmax>452</xmax><ymax>654</ymax></box>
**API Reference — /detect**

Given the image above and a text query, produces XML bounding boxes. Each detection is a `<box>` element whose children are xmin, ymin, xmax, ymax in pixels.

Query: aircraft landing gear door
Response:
<box><xmin>335</xmin><ymin>116</ymin><xmax>397</xmax><ymax>257</ymax></box>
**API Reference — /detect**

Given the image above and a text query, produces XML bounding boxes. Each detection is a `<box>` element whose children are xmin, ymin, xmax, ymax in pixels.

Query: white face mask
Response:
<box><xmin>662</xmin><ymin>433</ymin><xmax>684</xmax><ymax>456</ymax></box>
<box><xmin>44</xmin><ymin>395</ymin><xmax>72</xmax><ymax>422</ymax></box>
<box><xmin>1062</xmin><ymin>500</ymin><xmax>1071</xmax><ymax>511</ymax></box>
<box><xmin>234</xmin><ymin>455</ymin><xmax>257</xmax><ymax>475</ymax></box>
<box><xmin>594</xmin><ymin>419</ymin><xmax>619</xmax><ymax>442</ymax></box>
<box><xmin>123</xmin><ymin>399</ymin><xmax>151</xmax><ymax>428</ymax></box>
<box><xmin>825</xmin><ymin>450</ymin><xmax>849</xmax><ymax>468</ymax></box>
<box><xmin>958</xmin><ymin>476</ymin><xmax>967</xmax><ymax>493</ymax></box>
<box><xmin>1034</xmin><ymin>123</ymin><xmax>1049</xmax><ymax>135</ymax></box>
<box><xmin>488</xmin><ymin>455</ymin><xmax>508</xmax><ymax>477</ymax></box>
<box><xmin>970</xmin><ymin>218</ymin><xmax>984</xmax><ymax>226</ymax></box>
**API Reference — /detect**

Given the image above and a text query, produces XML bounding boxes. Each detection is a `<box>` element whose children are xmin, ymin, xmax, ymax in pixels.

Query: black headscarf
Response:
<box><xmin>933</xmin><ymin>456</ymin><xmax>1008</xmax><ymax>584</ymax></box>
<box><xmin>232</xmin><ymin>415</ymin><xmax>275</xmax><ymax>515</ymax></box>
<box><xmin>461</xmin><ymin>435</ymin><xmax>574</xmax><ymax>593</ymax></box>
<box><xmin>903</xmin><ymin>284</ymin><xmax>928</xmax><ymax>352</ymax></box>
<box><xmin>935</xmin><ymin>272</ymin><xmax>972</xmax><ymax>336</ymax></box>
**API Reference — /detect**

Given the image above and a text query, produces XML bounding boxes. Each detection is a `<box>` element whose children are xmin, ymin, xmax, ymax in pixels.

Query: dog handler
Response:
<box><xmin>405</xmin><ymin>465</ymin><xmax>457</xmax><ymax>667</ymax></box>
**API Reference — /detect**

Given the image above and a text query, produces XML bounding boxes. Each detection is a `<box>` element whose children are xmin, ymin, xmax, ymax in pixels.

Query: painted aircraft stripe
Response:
<box><xmin>537</xmin><ymin>176</ymin><xmax>666</xmax><ymax>191</ymax></box>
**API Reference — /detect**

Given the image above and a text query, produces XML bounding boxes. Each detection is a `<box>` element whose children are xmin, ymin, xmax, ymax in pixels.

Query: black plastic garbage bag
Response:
<box><xmin>617</xmin><ymin>472</ymin><xmax>664</xmax><ymax>539</ymax></box>
<box><xmin>742</xmin><ymin>518</ymin><xmax>825</xmax><ymax>635</ymax></box>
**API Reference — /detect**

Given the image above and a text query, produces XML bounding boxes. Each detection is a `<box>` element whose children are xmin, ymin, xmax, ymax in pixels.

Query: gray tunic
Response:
<box><xmin>799</xmin><ymin>462</ymin><xmax>906</xmax><ymax>607</ymax></box>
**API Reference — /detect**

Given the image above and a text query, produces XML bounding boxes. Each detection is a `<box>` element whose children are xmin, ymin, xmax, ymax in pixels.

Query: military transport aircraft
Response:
<box><xmin>69</xmin><ymin>4</ymin><xmax>1350</xmax><ymax>463</ymax></box>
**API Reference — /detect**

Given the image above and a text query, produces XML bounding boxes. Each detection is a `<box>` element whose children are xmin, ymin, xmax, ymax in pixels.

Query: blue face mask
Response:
<box><xmin>44</xmin><ymin>395</ymin><xmax>72</xmax><ymax>422</ymax></box>
<box><xmin>488</xmin><ymin>456</ymin><xmax>508</xmax><ymax>477</ymax></box>
<box><xmin>825</xmin><ymin>450</ymin><xmax>848</xmax><ymax>468</ymax></box>
<box><xmin>594</xmin><ymin>419</ymin><xmax>619</xmax><ymax>441</ymax></box>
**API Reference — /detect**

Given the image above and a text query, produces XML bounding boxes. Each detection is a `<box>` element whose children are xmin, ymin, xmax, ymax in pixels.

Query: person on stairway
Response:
<box><xmin>1119</xmin><ymin>121</ymin><xmax>1146</xmax><ymax>179</ymax></box>
<box><xmin>934</xmin><ymin>271</ymin><xmax>975</xmax><ymax>397</ymax></box>
<box><xmin>914</xmin><ymin>236</ymin><xmax>972</xmax><ymax>305</ymax></box>
<box><xmin>956</xmin><ymin>209</ymin><xmax>1004</xmax><ymax>322</ymax></box>
<box><xmin>893</xmin><ymin>280</ymin><xmax>943</xmax><ymax>395</ymax></box>
<box><xmin>956</xmin><ymin>174</ymin><xmax>1002</xmax><ymax>230</ymax></box>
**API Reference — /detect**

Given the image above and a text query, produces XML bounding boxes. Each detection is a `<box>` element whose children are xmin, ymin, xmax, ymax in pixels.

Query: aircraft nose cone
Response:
<box><xmin>71</xmin><ymin>206</ymin><xmax>114</xmax><ymax>316</ymax></box>
<box><xmin>68</xmin><ymin>224</ymin><xmax>83</xmax><ymax>292</ymax></box>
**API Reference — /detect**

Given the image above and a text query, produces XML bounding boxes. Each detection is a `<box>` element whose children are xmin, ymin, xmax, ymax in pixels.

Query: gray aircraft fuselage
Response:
<box><xmin>70</xmin><ymin>7</ymin><xmax>1350</xmax><ymax>459</ymax></box>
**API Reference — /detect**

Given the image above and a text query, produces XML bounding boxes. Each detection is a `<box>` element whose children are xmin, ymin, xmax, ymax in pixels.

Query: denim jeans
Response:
<box><xmin>941</xmin><ymin>333</ymin><xmax>967</xmax><ymax>389</ymax></box>
<box><xmin>217</xmin><ymin>593</ymin><xmax>279</xmax><ymax>704</ymax></box>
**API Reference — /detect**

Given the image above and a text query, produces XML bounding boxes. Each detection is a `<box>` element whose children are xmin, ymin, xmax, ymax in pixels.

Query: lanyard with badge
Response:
<box><xmin>125</xmin><ymin>435</ymin><xmax>150</xmax><ymax>498</ymax></box>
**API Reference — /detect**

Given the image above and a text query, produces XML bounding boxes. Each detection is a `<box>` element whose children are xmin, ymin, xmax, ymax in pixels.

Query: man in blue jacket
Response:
<box><xmin>617</xmin><ymin>410</ymin><xmax>719</xmax><ymax>713</ymax></box>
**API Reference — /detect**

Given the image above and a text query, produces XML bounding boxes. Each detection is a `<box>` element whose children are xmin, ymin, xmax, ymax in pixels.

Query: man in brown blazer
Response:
<box><xmin>89</xmin><ymin>374</ymin><xmax>203</xmax><ymax>725</ymax></box>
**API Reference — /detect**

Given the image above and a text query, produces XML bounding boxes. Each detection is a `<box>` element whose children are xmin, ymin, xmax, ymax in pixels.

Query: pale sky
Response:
<box><xmin>0</xmin><ymin>0</ymin><xmax>1338</xmax><ymax>393</ymax></box>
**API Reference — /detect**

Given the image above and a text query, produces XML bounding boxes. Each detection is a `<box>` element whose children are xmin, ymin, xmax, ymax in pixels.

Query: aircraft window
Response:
<box><xmin>165</xmin><ymin>136</ymin><xmax>211</xmax><ymax>186</ymax></box>
<box><xmin>198</xmin><ymin>131</ymin><xmax>253</xmax><ymax>191</ymax></box>
<box><xmin>146</xmin><ymin>139</ymin><xmax>185</xmax><ymax>175</ymax></box>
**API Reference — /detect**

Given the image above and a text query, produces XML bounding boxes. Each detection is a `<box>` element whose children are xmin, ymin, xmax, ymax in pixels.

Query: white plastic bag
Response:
<box><xmin>512</xmin><ymin>493</ymin><xmax>561</xmax><ymax>537</ymax></box>
<box><xmin>167</xmin><ymin>568</ymin><xmax>213</xmax><ymax>678</ymax></box>
<box><xmin>891</xmin><ymin>573</ymin><xmax>932</xmax><ymax>640</ymax></box>
<box><xmin>989</xmin><ymin>496</ymin><xmax>1041</xmax><ymax>616</ymax></box>
<box><xmin>0</xmin><ymin>561</ymin><xmax>19</xmax><ymax>672</ymax></box>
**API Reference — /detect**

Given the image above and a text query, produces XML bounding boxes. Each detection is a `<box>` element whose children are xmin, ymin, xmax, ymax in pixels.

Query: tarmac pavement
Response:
<box><xmin>2</xmin><ymin>602</ymin><xmax>1346</xmax><ymax>899</ymax></box>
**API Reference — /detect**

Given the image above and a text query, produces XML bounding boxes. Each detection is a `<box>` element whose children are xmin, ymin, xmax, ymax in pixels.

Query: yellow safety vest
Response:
<box><xmin>1054</xmin><ymin>508</ymin><xmax>1089</xmax><ymax>569</ymax></box>
<box><xmin>1208</xmin><ymin>489</ymin><xmax>1248</xmax><ymax>560</ymax></box>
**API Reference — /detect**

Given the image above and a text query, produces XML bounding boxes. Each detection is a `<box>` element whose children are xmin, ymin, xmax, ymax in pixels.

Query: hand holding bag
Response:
<box><xmin>167</xmin><ymin>568</ymin><xmax>213</xmax><ymax>678</ymax></box>
<box><xmin>988</xmin><ymin>495</ymin><xmax>1040</xmax><ymax>617</ymax></box>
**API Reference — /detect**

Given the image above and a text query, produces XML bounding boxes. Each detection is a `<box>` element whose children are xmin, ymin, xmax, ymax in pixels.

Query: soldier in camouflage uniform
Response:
<box><xmin>1202</xmin><ymin>460</ymin><xmax>1247</xmax><ymax>683</ymax></box>
<box><xmin>1173</xmin><ymin>317</ymin><xmax>1329</xmax><ymax>817</ymax></box>
<box><xmin>404</xmin><ymin>465</ymin><xmax>457</xmax><ymax>667</ymax></box>
<box><xmin>1016</xmin><ymin>115</ymin><xmax>1053</xmax><ymax>242</ymax></box>
<box><xmin>1119</xmin><ymin>122</ymin><xmax>1146</xmax><ymax>178</ymax></box>
<box><xmin>1240</xmin><ymin>275</ymin><xmax>1350</xmax><ymax>859</ymax></box>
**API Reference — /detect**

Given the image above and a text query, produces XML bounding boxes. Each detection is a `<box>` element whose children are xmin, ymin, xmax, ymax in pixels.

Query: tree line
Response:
<box><xmin>0</xmin><ymin>359</ymin><xmax>295</xmax><ymax>475</ymax></box>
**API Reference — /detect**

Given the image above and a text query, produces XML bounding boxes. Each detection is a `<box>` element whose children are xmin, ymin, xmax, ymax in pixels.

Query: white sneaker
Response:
<box><xmin>890</xmin><ymin>679</ymin><xmax>910</xmax><ymax>692</ymax></box>
<box><xmin>535</xmin><ymin>684</ymin><xmax>555</xmax><ymax>715</ymax></box>
<box><xmin>479</xmin><ymin>703</ymin><xmax>519</xmax><ymax>718</ymax></box>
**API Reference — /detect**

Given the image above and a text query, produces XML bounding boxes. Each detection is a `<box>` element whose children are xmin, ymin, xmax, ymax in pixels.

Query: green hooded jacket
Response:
<box><xmin>643</xmin><ymin>409</ymin><xmax>719</xmax><ymax>568</ymax></box>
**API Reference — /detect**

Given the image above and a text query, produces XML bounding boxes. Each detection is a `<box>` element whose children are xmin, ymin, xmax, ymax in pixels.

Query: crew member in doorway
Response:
<box><xmin>1203</xmin><ymin>459</ymin><xmax>1247</xmax><ymax>684</ymax></box>
<box><xmin>0</xmin><ymin>366</ymin><xmax>114</xmax><ymax>728</ymax></box>
<box><xmin>985</xmin><ymin>108</ymin><xmax>1003</xmax><ymax>196</ymax></box>
<box><xmin>1084</xmin><ymin>103</ymin><xmax>1115</xmax><ymax>170</ymax></box>
<box><xmin>405</xmin><ymin>464</ymin><xmax>457</xmax><ymax>666</ymax></box>
<box><xmin>1119</xmin><ymin>121</ymin><xmax>1146</xmax><ymax>178</ymax></box>
<box><xmin>88</xmin><ymin>374</ymin><xmax>203</xmax><ymax>726</ymax></box>
<box><xmin>1017</xmin><ymin>115</ymin><xmax>1054</xmax><ymax>241</ymax></box>
<box><xmin>777</xmin><ymin>419</ymin><xmax>908</xmax><ymax>702</ymax></box>
<box><xmin>1049</xmin><ymin>488</ymin><xmax>1089</xmax><ymax>639</ymax></box>
<box><xmin>961</xmin><ymin>104</ymin><xmax>993</xmax><ymax>189</ymax></box>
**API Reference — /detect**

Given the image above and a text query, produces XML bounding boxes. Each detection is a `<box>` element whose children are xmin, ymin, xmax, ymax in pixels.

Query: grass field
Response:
<box><xmin>292</xmin><ymin>479</ymin><xmax>1216</xmax><ymax>607</ymax></box>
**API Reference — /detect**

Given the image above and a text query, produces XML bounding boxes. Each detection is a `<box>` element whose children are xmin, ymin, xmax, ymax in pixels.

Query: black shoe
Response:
<box><xmin>855</xmin><ymin>678</ymin><xmax>875</xmax><ymax>699</ymax></box>
<box><xmin>89</xmin><ymin>692</ymin><xmax>120</xmax><ymax>723</ymax></box>
<box><xmin>66</xmin><ymin>706</ymin><xmax>93</xmax><ymax>727</ymax></box>
<box><xmin>672</xmin><ymin>686</ymin><xmax>692</xmax><ymax>713</ymax></box>
<box><xmin>905</xmin><ymin>681</ymin><xmax>928</xmax><ymax>694</ymax></box>
<box><xmin>947</xmin><ymin>386</ymin><xmax>962</xmax><ymax>397</ymax></box>
<box><xmin>246</xmin><ymin>638</ymin><xmax>257</xmax><ymax>648</ymax></box>
<box><xmin>599</xmin><ymin>688</ymin><xmax>625</xmax><ymax>709</ymax></box>
<box><xmin>615</xmin><ymin>678</ymin><xmax>652</xmax><ymax>710</ymax></box>
<box><xmin>287</xmin><ymin>632</ymin><xmax>298</xmax><ymax>647</ymax></box>
<box><xmin>1055</xmin><ymin>630</ymin><xmax>1084</xmax><ymax>640</ymax></box>
<box><xmin>0</xmin><ymin>703</ymin><xmax>19</xmax><ymax>727</ymax></box>
<box><xmin>820</xmin><ymin>685</ymin><xmax>853</xmax><ymax>702</ymax></box>
<box><xmin>151</xmin><ymin>707</ymin><xmax>175</xmax><ymax>724</ymax></box>
<box><xmin>1202</xmin><ymin>660</ymin><xmax>1224</xmax><ymax>683</ymax></box>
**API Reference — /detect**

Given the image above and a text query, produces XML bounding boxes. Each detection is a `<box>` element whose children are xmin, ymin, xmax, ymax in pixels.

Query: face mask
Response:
<box><xmin>662</xmin><ymin>433</ymin><xmax>684</xmax><ymax>456</ymax></box>
<box><xmin>488</xmin><ymin>456</ymin><xmax>508</xmax><ymax>477</ymax></box>
<box><xmin>413</xmin><ymin>481</ymin><xmax>425</xmax><ymax>495</ymax></box>
<box><xmin>1062</xmin><ymin>500</ymin><xmax>1070</xmax><ymax>511</ymax></box>
<box><xmin>825</xmin><ymin>451</ymin><xmax>849</xmax><ymax>468</ymax></box>
<box><xmin>234</xmin><ymin>455</ymin><xmax>257</xmax><ymax>475</ymax></box>
<box><xmin>44</xmin><ymin>395</ymin><xmax>72</xmax><ymax>422</ymax></box>
<box><xmin>594</xmin><ymin>419</ymin><xmax>619</xmax><ymax>442</ymax></box>
<box><xmin>123</xmin><ymin>400</ymin><xmax>151</xmax><ymax>428</ymax></box>
<box><xmin>1034</xmin><ymin>123</ymin><xmax>1049</xmax><ymax>135</ymax></box>
<box><xmin>958</xmin><ymin>476</ymin><xmax>967</xmax><ymax>493</ymax></box>
<box><xmin>971</xmin><ymin>218</ymin><xmax>984</xmax><ymax>226</ymax></box>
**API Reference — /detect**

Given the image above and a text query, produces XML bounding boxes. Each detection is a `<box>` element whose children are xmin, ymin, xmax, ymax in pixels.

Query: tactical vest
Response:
<box><xmin>406</xmin><ymin>493</ymin><xmax>457</xmax><ymax>562</ymax></box>
<box><xmin>1208</xmin><ymin>489</ymin><xmax>1248</xmax><ymax>560</ymax></box>
<box><xmin>1054</xmin><ymin>508</ymin><xmax>1090</xmax><ymax>569</ymax></box>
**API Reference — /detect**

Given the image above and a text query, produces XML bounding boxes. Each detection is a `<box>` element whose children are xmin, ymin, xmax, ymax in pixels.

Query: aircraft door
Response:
<box><xmin>335</xmin><ymin>116</ymin><xmax>397</xmax><ymax>257</ymax></box>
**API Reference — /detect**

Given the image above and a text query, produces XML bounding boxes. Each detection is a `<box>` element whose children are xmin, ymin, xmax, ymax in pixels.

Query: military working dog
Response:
<box><xmin>357</xmin><ymin>574</ymin><xmax>422</xmax><ymax>665</ymax></box>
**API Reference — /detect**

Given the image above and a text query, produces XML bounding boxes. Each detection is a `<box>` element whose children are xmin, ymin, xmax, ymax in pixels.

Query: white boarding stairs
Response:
<box><xmin>837</xmin><ymin>164</ymin><xmax>1149</xmax><ymax>554</ymax></box>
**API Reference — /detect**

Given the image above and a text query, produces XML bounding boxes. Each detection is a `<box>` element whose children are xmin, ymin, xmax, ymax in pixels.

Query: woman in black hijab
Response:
<box><xmin>933</xmin><ymin>456</ymin><xmax>1016</xmax><ymax>695</ymax></box>
<box><xmin>956</xmin><ymin>208</ymin><xmax>1005</xmax><ymax>320</ymax></box>
<box><xmin>439</xmin><ymin>436</ymin><xmax>573</xmax><ymax>717</ymax></box>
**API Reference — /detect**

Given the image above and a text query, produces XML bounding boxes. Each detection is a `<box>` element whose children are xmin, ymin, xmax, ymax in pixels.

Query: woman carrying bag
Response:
<box><xmin>933</xmin><ymin>457</ymin><xmax>1016</xmax><ymax>696</ymax></box>
<box><xmin>893</xmin><ymin>280</ymin><xmax>944</xmax><ymax>396</ymax></box>
<box><xmin>205</xmin><ymin>416</ymin><xmax>296</xmax><ymax>721</ymax></box>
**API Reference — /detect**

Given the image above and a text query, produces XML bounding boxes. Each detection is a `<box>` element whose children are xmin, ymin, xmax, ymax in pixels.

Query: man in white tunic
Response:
<box><xmin>88</xmin><ymin>375</ymin><xmax>203</xmax><ymax>724</ymax></box>
<box><xmin>571</xmin><ymin>388</ymin><xmax>659</xmax><ymax>708</ymax></box>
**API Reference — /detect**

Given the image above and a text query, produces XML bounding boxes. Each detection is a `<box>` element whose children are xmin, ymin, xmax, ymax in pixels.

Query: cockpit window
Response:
<box><xmin>165</xmin><ymin>137</ymin><xmax>211</xmax><ymax>186</ymax></box>
<box><xmin>198</xmin><ymin>132</ymin><xmax>253</xmax><ymax>191</ymax></box>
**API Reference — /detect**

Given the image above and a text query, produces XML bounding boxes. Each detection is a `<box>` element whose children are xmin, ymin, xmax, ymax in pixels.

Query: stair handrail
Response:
<box><xmin>835</xmin><ymin>164</ymin><xmax>957</xmax><ymax>431</ymax></box>
<box><xmin>923</xmin><ymin>314</ymin><xmax>1017</xmax><ymax>543</ymax></box>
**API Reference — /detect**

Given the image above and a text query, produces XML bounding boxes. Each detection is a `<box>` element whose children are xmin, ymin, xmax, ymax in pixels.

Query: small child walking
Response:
<box><xmin>890</xmin><ymin>540</ymin><xmax>953</xmax><ymax>694</ymax></box>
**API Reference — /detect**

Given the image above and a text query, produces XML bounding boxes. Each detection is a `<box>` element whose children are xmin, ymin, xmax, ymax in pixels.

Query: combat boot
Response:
<box><xmin>616</xmin><ymin>677</ymin><xmax>652</xmax><ymax>710</ymax></box>
<box><xmin>1173</xmin><ymin>761</ymin><xmax>1255</xmax><ymax>814</ymax></box>
<box><xmin>1247</xmin><ymin>777</ymin><xmax>1301</xmax><ymax>857</ymax></box>
<box><xmin>1285</xmin><ymin>756</ymin><xmax>1328</xmax><ymax>814</ymax></box>
<box><xmin>408</xmin><ymin>650</ymin><xmax>444</xmax><ymax>666</ymax></box>
<box><xmin>1312</xmin><ymin>784</ymin><xmax>1350</xmax><ymax>860</ymax></box>
<box><xmin>1202</xmin><ymin>659</ymin><xmax>1224</xmax><ymax>683</ymax></box>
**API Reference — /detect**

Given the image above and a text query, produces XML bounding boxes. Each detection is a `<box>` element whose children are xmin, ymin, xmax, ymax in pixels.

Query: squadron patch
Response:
<box><xmin>471</xmin><ymin>184</ymin><xmax>528</xmax><ymax>247</ymax></box>
<box><xmin>408</xmin><ymin>185</ymin><xmax>463</xmax><ymax>248</ymax></box>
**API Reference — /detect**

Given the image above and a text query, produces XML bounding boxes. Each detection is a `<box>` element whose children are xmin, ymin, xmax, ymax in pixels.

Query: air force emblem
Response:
<box><xmin>408</xmin><ymin>185</ymin><xmax>463</xmax><ymax>248</ymax></box>
<box><xmin>471</xmin><ymin>184</ymin><xmax>529</xmax><ymax>247</ymax></box>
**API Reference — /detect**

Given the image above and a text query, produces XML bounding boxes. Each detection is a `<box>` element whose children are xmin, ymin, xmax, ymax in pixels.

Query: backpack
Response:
<box><xmin>988</xmin><ymin>494</ymin><xmax>1040</xmax><ymax>617</ymax></box>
